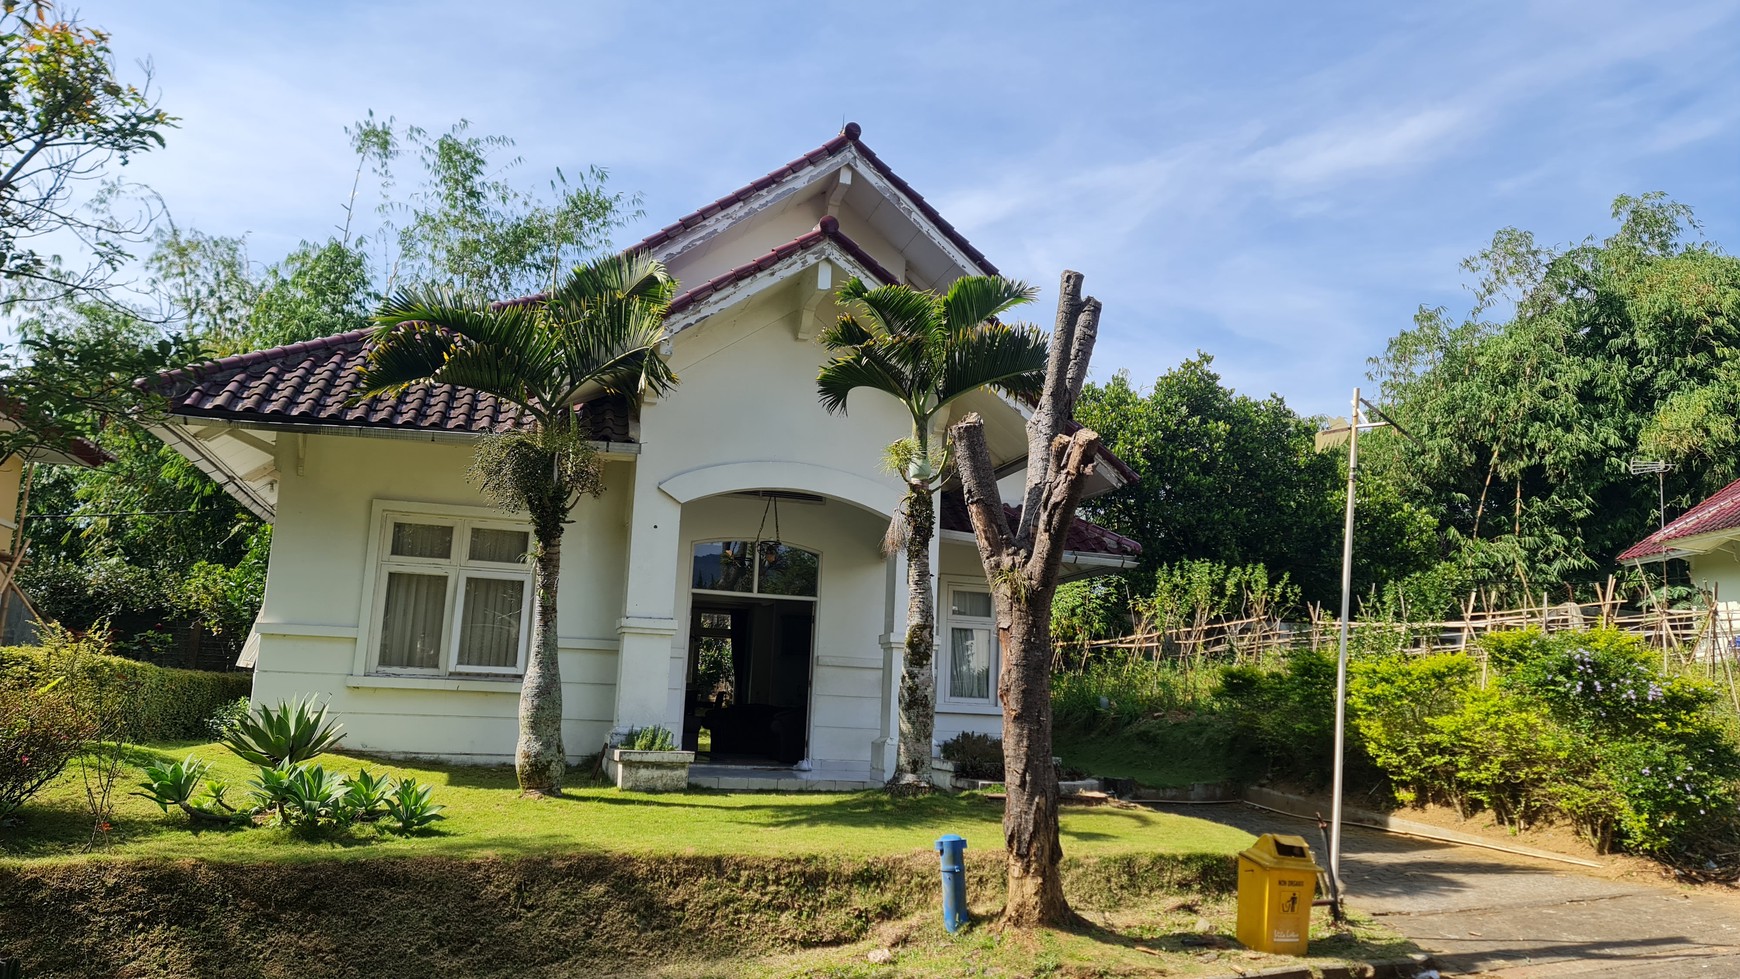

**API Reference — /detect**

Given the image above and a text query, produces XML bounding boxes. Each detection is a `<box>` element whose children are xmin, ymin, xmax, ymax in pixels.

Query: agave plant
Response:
<box><xmin>220</xmin><ymin>696</ymin><xmax>345</xmax><ymax>767</ymax></box>
<box><xmin>280</xmin><ymin>764</ymin><xmax>349</xmax><ymax>828</ymax></box>
<box><xmin>342</xmin><ymin>768</ymin><xmax>393</xmax><ymax>822</ymax></box>
<box><xmin>133</xmin><ymin>756</ymin><xmax>236</xmax><ymax>823</ymax></box>
<box><xmin>384</xmin><ymin>778</ymin><xmax>445</xmax><ymax>836</ymax></box>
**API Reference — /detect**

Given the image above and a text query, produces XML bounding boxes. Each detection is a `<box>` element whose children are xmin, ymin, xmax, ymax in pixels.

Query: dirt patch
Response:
<box><xmin>0</xmin><ymin>851</ymin><xmax>1237</xmax><ymax>978</ymax></box>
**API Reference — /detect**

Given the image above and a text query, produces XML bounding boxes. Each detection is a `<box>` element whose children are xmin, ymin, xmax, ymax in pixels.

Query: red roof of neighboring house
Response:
<box><xmin>630</xmin><ymin>122</ymin><xmax>998</xmax><ymax>276</ymax></box>
<box><xmin>145</xmin><ymin>330</ymin><xmax>633</xmax><ymax>442</ymax></box>
<box><xmin>938</xmin><ymin>490</ymin><xmax>1141</xmax><ymax>559</ymax></box>
<box><xmin>1617</xmin><ymin>477</ymin><xmax>1740</xmax><ymax>562</ymax></box>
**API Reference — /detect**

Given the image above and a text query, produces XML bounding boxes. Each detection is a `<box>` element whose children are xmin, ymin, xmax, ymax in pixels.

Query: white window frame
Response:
<box><xmin>357</xmin><ymin>501</ymin><xmax>534</xmax><ymax>679</ymax></box>
<box><xmin>939</xmin><ymin>577</ymin><xmax>1000</xmax><ymax>712</ymax></box>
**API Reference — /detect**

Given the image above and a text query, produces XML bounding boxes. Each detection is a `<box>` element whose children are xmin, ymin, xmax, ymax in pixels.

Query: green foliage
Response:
<box><xmin>0</xmin><ymin>675</ymin><xmax>93</xmax><ymax>818</ymax></box>
<box><xmin>0</xmin><ymin>637</ymin><xmax>251</xmax><ymax>742</ymax></box>
<box><xmin>342</xmin><ymin>768</ymin><xmax>393</xmax><ymax>823</ymax></box>
<box><xmin>277</xmin><ymin>763</ymin><xmax>349</xmax><ymax>828</ymax></box>
<box><xmin>1145</xmin><ymin>560</ymin><xmax>1300</xmax><ymax>633</ymax></box>
<box><xmin>1370</xmin><ymin>193</ymin><xmax>1740</xmax><ymax>582</ymax></box>
<box><xmin>1052</xmin><ymin>579</ymin><xmax>1130</xmax><ymax>647</ymax></box>
<box><xmin>133</xmin><ymin>754</ymin><xmax>209</xmax><ymax>812</ymax></box>
<box><xmin>1075</xmin><ymin>359</ymin><xmax>1350</xmax><ymax>602</ymax></box>
<box><xmin>203</xmin><ymin>697</ymin><xmax>250</xmax><ymax>740</ymax></box>
<box><xmin>1345</xmin><ymin>653</ymin><xmax>1476</xmax><ymax>802</ymax></box>
<box><xmin>939</xmin><ymin>731</ymin><xmax>1004</xmax><ymax>781</ymax></box>
<box><xmin>1216</xmin><ymin>647</ymin><xmax>1342</xmax><ymax>784</ymax></box>
<box><xmin>818</xmin><ymin>274</ymin><xmax>1046</xmax><ymax>489</ymax></box>
<box><xmin>624</xmin><ymin>725</ymin><xmax>676</xmax><ymax>752</ymax></box>
<box><xmin>219</xmin><ymin>697</ymin><xmax>345</xmax><ymax>767</ymax></box>
<box><xmin>383</xmin><ymin>777</ymin><xmax>445</xmax><ymax>835</ymax></box>
<box><xmin>1338</xmin><ymin>628</ymin><xmax>1740</xmax><ymax>856</ymax></box>
<box><xmin>0</xmin><ymin>1</ymin><xmax>176</xmax><ymax>306</ymax></box>
<box><xmin>358</xmin><ymin>118</ymin><xmax>641</xmax><ymax>299</ymax></box>
<box><xmin>1053</xmin><ymin>650</ymin><xmax>1217</xmax><ymax>730</ymax></box>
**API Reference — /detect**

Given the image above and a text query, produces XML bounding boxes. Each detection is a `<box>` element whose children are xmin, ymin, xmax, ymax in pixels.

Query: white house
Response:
<box><xmin>1619</xmin><ymin>477</ymin><xmax>1740</xmax><ymax>658</ymax></box>
<box><xmin>148</xmin><ymin>123</ymin><xmax>1140</xmax><ymax>788</ymax></box>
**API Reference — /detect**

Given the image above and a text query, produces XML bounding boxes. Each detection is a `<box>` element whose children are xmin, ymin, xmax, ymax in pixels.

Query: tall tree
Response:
<box><xmin>950</xmin><ymin>269</ymin><xmax>1103</xmax><ymax>927</ymax></box>
<box><xmin>359</xmin><ymin>253</ymin><xmax>677</xmax><ymax>795</ymax></box>
<box><xmin>1371</xmin><ymin>192</ymin><xmax>1740</xmax><ymax>590</ymax></box>
<box><xmin>0</xmin><ymin>0</ymin><xmax>174</xmax><ymax>308</ymax></box>
<box><xmin>1076</xmin><ymin>356</ymin><xmax>1342</xmax><ymax>600</ymax></box>
<box><xmin>817</xmin><ymin>276</ymin><xmax>1049</xmax><ymax>788</ymax></box>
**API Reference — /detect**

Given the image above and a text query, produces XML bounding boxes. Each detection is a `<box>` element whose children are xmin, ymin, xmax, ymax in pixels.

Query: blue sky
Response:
<box><xmin>90</xmin><ymin>0</ymin><xmax>1740</xmax><ymax>417</ymax></box>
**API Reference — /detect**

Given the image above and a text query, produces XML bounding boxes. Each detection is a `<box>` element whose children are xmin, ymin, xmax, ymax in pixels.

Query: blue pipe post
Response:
<box><xmin>935</xmin><ymin>833</ymin><xmax>968</xmax><ymax>932</ymax></box>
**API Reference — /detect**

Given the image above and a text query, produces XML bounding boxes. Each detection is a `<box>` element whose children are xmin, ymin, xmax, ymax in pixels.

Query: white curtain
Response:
<box><xmin>392</xmin><ymin>522</ymin><xmax>453</xmax><ymax>559</ymax></box>
<box><xmin>950</xmin><ymin>627</ymin><xmax>991</xmax><ymax>700</ymax></box>
<box><xmin>469</xmin><ymin>528</ymin><xmax>529</xmax><ymax>564</ymax></box>
<box><xmin>457</xmin><ymin>576</ymin><xmax>524</xmax><ymax>669</ymax></box>
<box><xmin>379</xmin><ymin>572</ymin><xmax>447</xmax><ymax>668</ymax></box>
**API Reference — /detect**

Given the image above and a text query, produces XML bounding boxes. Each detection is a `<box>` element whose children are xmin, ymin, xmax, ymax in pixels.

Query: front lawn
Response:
<box><xmin>2</xmin><ymin>740</ymin><xmax>1254</xmax><ymax>864</ymax></box>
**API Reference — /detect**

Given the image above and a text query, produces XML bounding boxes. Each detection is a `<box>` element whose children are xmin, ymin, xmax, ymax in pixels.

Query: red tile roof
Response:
<box><xmin>630</xmin><ymin>122</ymin><xmax>998</xmax><ymax>276</ymax></box>
<box><xmin>666</xmin><ymin>216</ymin><xmax>897</xmax><ymax>316</ymax></box>
<box><xmin>145</xmin><ymin>330</ymin><xmax>633</xmax><ymax>442</ymax></box>
<box><xmin>939</xmin><ymin>490</ymin><xmax>1142</xmax><ymax>559</ymax></box>
<box><xmin>1617</xmin><ymin>477</ymin><xmax>1740</xmax><ymax>562</ymax></box>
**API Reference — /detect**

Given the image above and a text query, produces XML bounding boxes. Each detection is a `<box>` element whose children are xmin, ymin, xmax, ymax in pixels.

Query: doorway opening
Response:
<box><xmin>683</xmin><ymin>595</ymin><xmax>814</xmax><ymax>765</ymax></box>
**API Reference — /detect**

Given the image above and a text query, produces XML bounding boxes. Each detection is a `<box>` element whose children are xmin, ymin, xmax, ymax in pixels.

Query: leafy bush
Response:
<box><xmin>204</xmin><ymin>697</ymin><xmax>251</xmax><ymax>739</ymax></box>
<box><xmin>220</xmin><ymin>696</ymin><xmax>345</xmax><ymax>766</ymax></box>
<box><xmin>939</xmin><ymin>731</ymin><xmax>1004</xmax><ymax>780</ymax></box>
<box><xmin>623</xmin><ymin>725</ymin><xmax>676</xmax><ymax>751</ymax></box>
<box><xmin>0</xmin><ymin>638</ymin><xmax>251</xmax><ymax>741</ymax></box>
<box><xmin>1054</xmin><ymin>651</ymin><xmax>1216</xmax><ymax>730</ymax></box>
<box><xmin>0</xmin><ymin>678</ymin><xmax>95</xmax><ymax>819</ymax></box>
<box><xmin>1217</xmin><ymin>646</ymin><xmax>1343</xmax><ymax>784</ymax></box>
<box><xmin>1346</xmin><ymin>653</ymin><xmax>1477</xmax><ymax>803</ymax></box>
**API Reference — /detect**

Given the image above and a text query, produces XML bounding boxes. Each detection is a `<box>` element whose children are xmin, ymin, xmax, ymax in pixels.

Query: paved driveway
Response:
<box><xmin>1171</xmin><ymin>802</ymin><xmax>1740</xmax><ymax>977</ymax></box>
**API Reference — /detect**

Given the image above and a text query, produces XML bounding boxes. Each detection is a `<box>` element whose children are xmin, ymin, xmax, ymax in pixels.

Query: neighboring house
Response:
<box><xmin>146</xmin><ymin>124</ymin><xmax>1140</xmax><ymax>786</ymax></box>
<box><xmin>0</xmin><ymin>410</ymin><xmax>107</xmax><ymax>644</ymax></box>
<box><xmin>1619</xmin><ymin>478</ymin><xmax>1740</xmax><ymax>658</ymax></box>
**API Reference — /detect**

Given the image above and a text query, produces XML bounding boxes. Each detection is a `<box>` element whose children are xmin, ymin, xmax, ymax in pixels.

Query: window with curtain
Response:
<box><xmin>372</xmin><ymin>514</ymin><xmax>532</xmax><ymax>676</ymax></box>
<box><xmin>945</xmin><ymin>585</ymin><xmax>997</xmax><ymax>704</ymax></box>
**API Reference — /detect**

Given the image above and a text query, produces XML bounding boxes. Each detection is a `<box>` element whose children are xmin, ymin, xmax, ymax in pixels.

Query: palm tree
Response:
<box><xmin>359</xmin><ymin>253</ymin><xmax>678</xmax><ymax>795</ymax></box>
<box><xmin>817</xmin><ymin>276</ymin><xmax>1048</xmax><ymax>787</ymax></box>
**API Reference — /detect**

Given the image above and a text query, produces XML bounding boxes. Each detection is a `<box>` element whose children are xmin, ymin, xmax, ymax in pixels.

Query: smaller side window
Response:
<box><xmin>945</xmin><ymin>585</ymin><xmax>997</xmax><ymax>704</ymax></box>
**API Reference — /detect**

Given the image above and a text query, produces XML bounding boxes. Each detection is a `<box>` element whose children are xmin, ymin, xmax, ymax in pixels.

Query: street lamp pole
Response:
<box><xmin>1329</xmin><ymin>387</ymin><xmax>1360</xmax><ymax>891</ymax></box>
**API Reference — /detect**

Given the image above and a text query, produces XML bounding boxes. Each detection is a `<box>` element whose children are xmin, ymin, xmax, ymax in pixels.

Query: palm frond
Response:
<box><xmin>355</xmin><ymin>323</ymin><xmax>457</xmax><ymax>400</ymax></box>
<box><xmin>941</xmin><ymin>275</ymin><xmax>1038</xmax><ymax>333</ymax></box>
<box><xmin>817</xmin><ymin>346</ymin><xmax>917</xmax><ymax>416</ymax></box>
<box><xmin>936</xmin><ymin>322</ymin><xmax>1050</xmax><ymax>408</ymax></box>
<box><xmin>839</xmin><ymin>281</ymin><xmax>943</xmax><ymax>340</ymax></box>
<box><xmin>818</xmin><ymin>313</ymin><xmax>877</xmax><ymax>352</ymax></box>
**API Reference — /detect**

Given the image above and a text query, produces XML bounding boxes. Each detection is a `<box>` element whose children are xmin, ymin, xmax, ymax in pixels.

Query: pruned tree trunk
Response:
<box><xmin>949</xmin><ymin>270</ymin><xmax>1103</xmax><ymax>928</ymax></box>
<box><xmin>895</xmin><ymin>482</ymin><xmax>937</xmax><ymax>785</ymax></box>
<box><xmin>518</xmin><ymin>529</ymin><xmax>566</xmax><ymax>794</ymax></box>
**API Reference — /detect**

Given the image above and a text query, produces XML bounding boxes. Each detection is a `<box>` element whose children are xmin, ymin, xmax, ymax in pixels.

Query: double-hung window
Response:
<box><xmin>374</xmin><ymin>515</ymin><xmax>533</xmax><ymax>676</ymax></box>
<box><xmin>944</xmin><ymin>583</ymin><xmax>998</xmax><ymax>705</ymax></box>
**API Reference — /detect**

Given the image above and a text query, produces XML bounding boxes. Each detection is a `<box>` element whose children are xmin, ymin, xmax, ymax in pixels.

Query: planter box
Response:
<box><xmin>606</xmin><ymin>748</ymin><xmax>694</xmax><ymax>792</ymax></box>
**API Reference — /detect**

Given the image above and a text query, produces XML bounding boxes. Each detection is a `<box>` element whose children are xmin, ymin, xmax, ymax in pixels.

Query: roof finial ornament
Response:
<box><xmin>842</xmin><ymin>121</ymin><xmax>862</xmax><ymax>140</ymax></box>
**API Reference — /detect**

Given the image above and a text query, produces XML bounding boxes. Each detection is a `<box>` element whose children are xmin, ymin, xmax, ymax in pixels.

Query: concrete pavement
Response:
<box><xmin>1172</xmin><ymin>802</ymin><xmax>1740</xmax><ymax>977</ymax></box>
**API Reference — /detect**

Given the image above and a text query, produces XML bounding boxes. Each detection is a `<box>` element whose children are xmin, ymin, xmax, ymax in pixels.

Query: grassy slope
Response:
<box><xmin>3</xmin><ymin>741</ymin><xmax>1253</xmax><ymax>864</ymax></box>
<box><xmin>1055</xmin><ymin>717</ymin><xmax>1241</xmax><ymax>788</ymax></box>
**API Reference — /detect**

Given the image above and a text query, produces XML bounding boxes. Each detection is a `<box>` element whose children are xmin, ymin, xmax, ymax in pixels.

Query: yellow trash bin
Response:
<box><xmin>1235</xmin><ymin>833</ymin><xmax>1320</xmax><ymax>956</ymax></box>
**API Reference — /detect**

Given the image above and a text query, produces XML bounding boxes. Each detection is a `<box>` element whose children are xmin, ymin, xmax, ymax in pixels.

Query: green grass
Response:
<box><xmin>3</xmin><ymin>740</ymin><xmax>1255</xmax><ymax>865</ymax></box>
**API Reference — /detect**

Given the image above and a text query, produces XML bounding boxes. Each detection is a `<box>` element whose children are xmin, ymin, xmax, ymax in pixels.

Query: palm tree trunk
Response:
<box><xmin>517</xmin><ymin>527</ymin><xmax>566</xmax><ymax>794</ymax></box>
<box><xmin>895</xmin><ymin>481</ymin><xmax>937</xmax><ymax>785</ymax></box>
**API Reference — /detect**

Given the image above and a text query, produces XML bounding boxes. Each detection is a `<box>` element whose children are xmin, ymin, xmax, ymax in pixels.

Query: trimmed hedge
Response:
<box><xmin>0</xmin><ymin>645</ymin><xmax>252</xmax><ymax>742</ymax></box>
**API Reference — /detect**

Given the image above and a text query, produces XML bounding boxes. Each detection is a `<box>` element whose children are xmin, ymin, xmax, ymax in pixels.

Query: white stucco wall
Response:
<box><xmin>250</xmin><ymin>433</ymin><xmax>632</xmax><ymax>763</ymax></box>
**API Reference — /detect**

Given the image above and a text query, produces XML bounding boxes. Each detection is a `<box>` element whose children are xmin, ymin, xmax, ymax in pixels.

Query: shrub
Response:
<box><xmin>0</xmin><ymin>638</ymin><xmax>251</xmax><ymax>742</ymax></box>
<box><xmin>342</xmin><ymin>768</ymin><xmax>393</xmax><ymax>822</ymax></box>
<box><xmin>278</xmin><ymin>764</ymin><xmax>349</xmax><ymax>828</ymax></box>
<box><xmin>1346</xmin><ymin>652</ymin><xmax>1477</xmax><ymax>803</ymax></box>
<box><xmin>220</xmin><ymin>697</ymin><xmax>345</xmax><ymax>766</ymax></box>
<box><xmin>134</xmin><ymin>755</ymin><xmax>238</xmax><ymax>824</ymax></box>
<box><xmin>1435</xmin><ymin>688</ymin><xmax>1578</xmax><ymax>827</ymax></box>
<box><xmin>623</xmin><ymin>725</ymin><xmax>676</xmax><ymax>751</ymax></box>
<box><xmin>384</xmin><ymin>777</ymin><xmax>445</xmax><ymax>835</ymax></box>
<box><xmin>1053</xmin><ymin>651</ymin><xmax>1216</xmax><ymax>730</ymax></box>
<box><xmin>204</xmin><ymin>697</ymin><xmax>251</xmax><ymax>740</ymax></box>
<box><xmin>1217</xmin><ymin>646</ymin><xmax>1342</xmax><ymax>784</ymax></box>
<box><xmin>0</xmin><ymin>678</ymin><xmax>95</xmax><ymax>819</ymax></box>
<box><xmin>939</xmin><ymin>731</ymin><xmax>1004</xmax><ymax>780</ymax></box>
